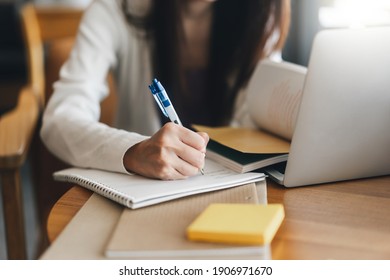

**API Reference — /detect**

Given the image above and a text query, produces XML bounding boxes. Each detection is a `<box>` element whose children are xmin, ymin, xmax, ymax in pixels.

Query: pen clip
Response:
<box><xmin>148</xmin><ymin>83</ymin><xmax>168</xmax><ymax>118</ymax></box>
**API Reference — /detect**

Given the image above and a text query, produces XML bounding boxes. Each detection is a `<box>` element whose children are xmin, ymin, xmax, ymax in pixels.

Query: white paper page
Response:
<box><xmin>247</xmin><ymin>59</ymin><xmax>307</xmax><ymax>140</ymax></box>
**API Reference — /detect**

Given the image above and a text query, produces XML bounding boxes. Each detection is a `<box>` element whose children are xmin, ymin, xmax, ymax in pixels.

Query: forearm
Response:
<box><xmin>41</xmin><ymin>100</ymin><xmax>149</xmax><ymax>174</ymax></box>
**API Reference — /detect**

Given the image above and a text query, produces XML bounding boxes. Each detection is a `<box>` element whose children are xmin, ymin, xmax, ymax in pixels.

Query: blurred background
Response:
<box><xmin>0</xmin><ymin>0</ymin><xmax>389</xmax><ymax>260</ymax></box>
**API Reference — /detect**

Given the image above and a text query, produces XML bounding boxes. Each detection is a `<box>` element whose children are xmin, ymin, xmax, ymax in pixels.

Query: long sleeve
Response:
<box><xmin>40</xmin><ymin>0</ymin><xmax>151</xmax><ymax>174</ymax></box>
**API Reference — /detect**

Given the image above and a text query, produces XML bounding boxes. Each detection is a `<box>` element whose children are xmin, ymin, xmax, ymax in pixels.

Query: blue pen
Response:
<box><xmin>148</xmin><ymin>78</ymin><xmax>182</xmax><ymax>125</ymax></box>
<box><xmin>148</xmin><ymin>78</ymin><xmax>204</xmax><ymax>175</ymax></box>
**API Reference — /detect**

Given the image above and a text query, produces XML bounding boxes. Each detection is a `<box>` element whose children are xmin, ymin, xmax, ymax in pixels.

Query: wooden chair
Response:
<box><xmin>0</xmin><ymin>3</ymin><xmax>83</xmax><ymax>259</ymax></box>
<box><xmin>0</xmin><ymin>2</ymin><xmax>117</xmax><ymax>258</ymax></box>
<box><xmin>0</xmin><ymin>88</ymin><xmax>39</xmax><ymax>260</ymax></box>
<box><xmin>17</xmin><ymin>4</ymin><xmax>82</xmax><ymax>255</ymax></box>
<box><xmin>0</xmin><ymin>2</ymin><xmax>40</xmax><ymax>259</ymax></box>
<box><xmin>18</xmin><ymin>3</ymin><xmax>117</xmax><ymax>255</ymax></box>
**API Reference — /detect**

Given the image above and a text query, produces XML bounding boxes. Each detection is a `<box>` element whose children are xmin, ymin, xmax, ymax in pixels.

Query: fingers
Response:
<box><xmin>163</xmin><ymin>123</ymin><xmax>207</xmax><ymax>171</ymax></box>
<box><xmin>197</xmin><ymin>132</ymin><xmax>210</xmax><ymax>153</ymax></box>
<box><xmin>180</xmin><ymin>128</ymin><xmax>209</xmax><ymax>152</ymax></box>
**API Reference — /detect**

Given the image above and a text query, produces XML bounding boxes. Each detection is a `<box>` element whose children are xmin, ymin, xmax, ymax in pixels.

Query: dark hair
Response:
<box><xmin>122</xmin><ymin>0</ymin><xmax>290</xmax><ymax>126</ymax></box>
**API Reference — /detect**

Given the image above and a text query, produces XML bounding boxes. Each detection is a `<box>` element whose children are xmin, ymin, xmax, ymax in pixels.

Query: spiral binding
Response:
<box><xmin>59</xmin><ymin>174</ymin><xmax>133</xmax><ymax>208</ymax></box>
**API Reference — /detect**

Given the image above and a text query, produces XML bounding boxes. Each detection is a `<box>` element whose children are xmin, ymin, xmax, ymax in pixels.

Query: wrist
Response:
<box><xmin>123</xmin><ymin>143</ymin><xmax>140</xmax><ymax>174</ymax></box>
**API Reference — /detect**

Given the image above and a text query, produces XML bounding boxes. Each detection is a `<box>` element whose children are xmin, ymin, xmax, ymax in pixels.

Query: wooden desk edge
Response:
<box><xmin>47</xmin><ymin>186</ymin><xmax>92</xmax><ymax>242</ymax></box>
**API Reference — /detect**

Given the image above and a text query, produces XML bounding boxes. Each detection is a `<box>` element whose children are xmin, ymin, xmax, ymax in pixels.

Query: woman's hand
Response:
<box><xmin>123</xmin><ymin>123</ymin><xmax>209</xmax><ymax>180</ymax></box>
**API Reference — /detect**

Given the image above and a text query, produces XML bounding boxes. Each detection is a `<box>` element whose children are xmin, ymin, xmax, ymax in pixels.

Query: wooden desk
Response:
<box><xmin>47</xmin><ymin>176</ymin><xmax>390</xmax><ymax>259</ymax></box>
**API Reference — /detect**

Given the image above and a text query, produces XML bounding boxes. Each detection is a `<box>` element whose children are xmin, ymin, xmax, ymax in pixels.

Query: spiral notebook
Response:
<box><xmin>53</xmin><ymin>159</ymin><xmax>265</xmax><ymax>209</ymax></box>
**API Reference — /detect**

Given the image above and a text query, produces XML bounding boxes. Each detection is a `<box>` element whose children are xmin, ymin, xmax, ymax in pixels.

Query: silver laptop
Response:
<box><xmin>265</xmin><ymin>26</ymin><xmax>390</xmax><ymax>187</ymax></box>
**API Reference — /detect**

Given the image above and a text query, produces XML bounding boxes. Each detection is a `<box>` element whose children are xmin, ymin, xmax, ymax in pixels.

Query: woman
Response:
<box><xmin>41</xmin><ymin>0</ymin><xmax>290</xmax><ymax>180</ymax></box>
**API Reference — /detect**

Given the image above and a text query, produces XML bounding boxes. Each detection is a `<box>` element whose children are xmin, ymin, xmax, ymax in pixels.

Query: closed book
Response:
<box><xmin>105</xmin><ymin>184</ymin><xmax>271</xmax><ymax>259</ymax></box>
<box><xmin>193</xmin><ymin>125</ymin><xmax>289</xmax><ymax>173</ymax></box>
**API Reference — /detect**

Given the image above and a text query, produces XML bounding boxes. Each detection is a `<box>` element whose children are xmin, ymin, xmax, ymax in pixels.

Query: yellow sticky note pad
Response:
<box><xmin>187</xmin><ymin>203</ymin><xmax>284</xmax><ymax>245</ymax></box>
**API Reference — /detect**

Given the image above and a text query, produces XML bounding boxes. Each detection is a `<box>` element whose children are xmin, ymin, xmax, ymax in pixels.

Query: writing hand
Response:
<box><xmin>123</xmin><ymin>123</ymin><xmax>209</xmax><ymax>180</ymax></box>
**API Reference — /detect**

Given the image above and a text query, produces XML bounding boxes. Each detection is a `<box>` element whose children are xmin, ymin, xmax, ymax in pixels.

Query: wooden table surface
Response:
<box><xmin>47</xmin><ymin>176</ymin><xmax>390</xmax><ymax>259</ymax></box>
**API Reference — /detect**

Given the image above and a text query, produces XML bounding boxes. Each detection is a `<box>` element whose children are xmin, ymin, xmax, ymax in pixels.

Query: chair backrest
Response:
<box><xmin>19</xmin><ymin>3</ymin><xmax>45</xmax><ymax>108</ymax></box>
